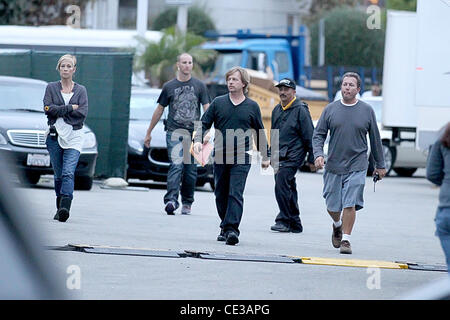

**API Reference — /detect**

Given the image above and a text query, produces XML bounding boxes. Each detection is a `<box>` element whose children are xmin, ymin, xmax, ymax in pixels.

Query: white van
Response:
<box><xmin>363</xmin><ymin>96</ymin><xmax>428</xmax><ymax>176</ymax></box>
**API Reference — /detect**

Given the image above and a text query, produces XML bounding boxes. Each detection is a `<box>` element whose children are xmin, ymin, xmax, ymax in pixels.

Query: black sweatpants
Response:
<box><xmin>274</xmin><ymin>165</ymin><xmax>302</xmax><ymax>230</ymax></box>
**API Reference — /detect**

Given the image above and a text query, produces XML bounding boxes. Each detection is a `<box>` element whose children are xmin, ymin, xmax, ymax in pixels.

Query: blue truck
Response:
<box><xmin>202</xmin><ymin>28</ymin><xmax>382</xmax><ymax>102</ymax></box>
<box><xmin>202</xmin><ymin>27</ymin><xmax>307</xmax><ymax>86</ymax></box>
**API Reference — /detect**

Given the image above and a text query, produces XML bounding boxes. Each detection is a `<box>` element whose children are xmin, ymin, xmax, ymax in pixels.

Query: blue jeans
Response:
<box><xmin>164</xmin><ymin>130</ymin><xmax>197</xmax><ymax>208</ymax></box>
<box><xmin>46</xmin><ymin>136</ymin><xmax>80</xmax><ymax>199</ymax></box>
<box><xmin>435</xmin><ymin>207</ymin><xmax>450</xmax><ymax>273</ymax></box>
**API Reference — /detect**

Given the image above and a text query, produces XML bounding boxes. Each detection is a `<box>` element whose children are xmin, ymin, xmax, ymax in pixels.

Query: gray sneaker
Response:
<box><xmin>270</xmin><ymin>222</ymin><xmax>290</xmax><ymax>232</ymax></box>
<box><xmin>340</xmin><ymin>240</ymin><xmax>352</xmax><ymax>254</ymax></box>
<box><xmin>181</xmin><ymin>204</ymin><xmax>191</xmax><ymax>215</ymax></box>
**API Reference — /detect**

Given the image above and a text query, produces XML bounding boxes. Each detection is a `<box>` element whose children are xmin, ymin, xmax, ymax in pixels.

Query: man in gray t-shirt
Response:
<box><xmin>312</xmin><ymin>72</ymin><xmax>386</xmax><ymax>254</ymax></box>
<box><xmin>144</xmin><ymin>53</ymin><xmax>210</xmax><ymax>215</ymax></box>
<box><xmin>157</xmin><ymin>76</ymin><xmax>210</xmax><ymax>133</ymax></box>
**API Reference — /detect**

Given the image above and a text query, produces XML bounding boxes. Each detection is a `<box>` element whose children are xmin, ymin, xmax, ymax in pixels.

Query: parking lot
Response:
<box><xmin>13</xmin><ymin>165</ymin><xmax>448</xmax><ymax>300</ymax></box>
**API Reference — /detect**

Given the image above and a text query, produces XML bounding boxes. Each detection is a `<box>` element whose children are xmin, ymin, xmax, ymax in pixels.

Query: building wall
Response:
<box><xmin>84</xmin><ymin>0</ymin><xmax>119</xmax><ymax>29</ymax></box>
<box><xmin>86</xmin><ymin>0</ymin><xmax>304</xmax><ymax>35</ymax></box>
<box><xmin>195</xmin><ymin>0</ymin><xmax>302</xmax><ymax>35</ymax></box>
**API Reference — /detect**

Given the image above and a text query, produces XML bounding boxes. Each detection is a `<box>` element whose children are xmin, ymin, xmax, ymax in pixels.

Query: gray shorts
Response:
<box><xmin>323</xmin><ymin>169</ymin><xmax>366</xmax><ymax>212</ymax></box>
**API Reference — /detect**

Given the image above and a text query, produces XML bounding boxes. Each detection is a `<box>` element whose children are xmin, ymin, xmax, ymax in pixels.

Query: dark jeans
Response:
<box><xmin>164</xmin><ymin>130</ymin><xmax>197</xmax><ymax>209</ymax></box>
<box><xmin>214</xmin><ymin>163</ymin><xmax>251</xmax><ymax>236</ymax></box>
<box><xmin>274</xmin><ymin>165</ymin><xmax>302</xmax><ymax>230</ymax></box>
<box><xmin>46</xmin><ymin>136</ymin><xmax>80</xmax><ymax>199</ymax></box>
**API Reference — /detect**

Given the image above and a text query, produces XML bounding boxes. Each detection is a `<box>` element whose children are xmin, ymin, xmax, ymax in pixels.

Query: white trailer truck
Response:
<box><xmin>382</xmin><ymin>0</ymin><xmax>450</xmax><ymax>159</ymax></box>
<box><xmin>0</xmin><ymin>25</ymin><xmax>161</xmax><ymax>53</ymax></box>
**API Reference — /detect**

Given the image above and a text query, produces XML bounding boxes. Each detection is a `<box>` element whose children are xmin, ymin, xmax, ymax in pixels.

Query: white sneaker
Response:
<box><xmin>340</xmin><ymin>240</ymin><xmax>352</xmax><ymax>254</ymax></box>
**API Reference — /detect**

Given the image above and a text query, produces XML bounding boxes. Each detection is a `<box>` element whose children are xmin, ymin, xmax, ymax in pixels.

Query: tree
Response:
<box><xmin>136</xmin><ymin>26</ymin><xmax>216</xmax><ymax>87</ymax></box>
<box><xmin>386</xmin><ymin>0</ymin><xmax>416</xmax><ymax>11</ymax></box>
<box><xmin>0</xmin><ymin>0</ymin><xmax>89</xmax><ymax>26</ymax></box>
<box><xmin>151</xmin><ymin>5</ymin><xmax>216</xmax><ymax>36</ymax></box>
<box><xmin>299</xmin><ymin>0</ymin><xmax>366</xmax><ymax>24</ymax></box>
<box><xmin>309</xmin><ymin>6</ymin><xmax>385</xmax><ymax>67</ymax></box>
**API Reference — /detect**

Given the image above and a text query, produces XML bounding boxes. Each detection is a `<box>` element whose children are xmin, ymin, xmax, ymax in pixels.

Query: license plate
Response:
<box><xmin>27</xmin><ymin>153</ymin><xmax>51</xmax><ymax>167</ymax></box>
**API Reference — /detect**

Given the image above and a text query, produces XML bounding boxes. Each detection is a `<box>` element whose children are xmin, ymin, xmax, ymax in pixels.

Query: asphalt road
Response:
<box><xmin>17</xmin><ymin>167</ymin><xmax>448</xmax><ymax>300</ymax></box>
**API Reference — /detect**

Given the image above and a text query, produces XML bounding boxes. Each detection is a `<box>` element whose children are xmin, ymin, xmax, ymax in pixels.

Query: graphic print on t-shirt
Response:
<box><xmin>172</xmin><ymin>85</ymin><xmax>198</xmax><ymax>126</ymax></box>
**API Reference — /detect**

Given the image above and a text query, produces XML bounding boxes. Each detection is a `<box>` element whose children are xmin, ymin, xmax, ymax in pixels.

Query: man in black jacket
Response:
<box><xmin>270</xmin><ymin>78</ymin><xmax>315</xmax><ymax>233</ymax></box>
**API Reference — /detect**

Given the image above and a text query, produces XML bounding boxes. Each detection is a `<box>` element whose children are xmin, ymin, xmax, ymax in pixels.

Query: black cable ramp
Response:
<box><xmin>46</xmin><ymin>244</ymin><xmax>447</xmax><ymax>272</ymax></box>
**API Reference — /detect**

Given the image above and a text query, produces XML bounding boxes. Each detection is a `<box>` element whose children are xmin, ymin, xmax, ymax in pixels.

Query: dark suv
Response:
<box><xmin>0</xmin><ymin>76</ymin><xmax>98</xmax><ymax>190</ymax></box>
<box><xmin>126</xmin><ymin>86</ymin><xmax>214</xmax><ymax>190</ymax></box>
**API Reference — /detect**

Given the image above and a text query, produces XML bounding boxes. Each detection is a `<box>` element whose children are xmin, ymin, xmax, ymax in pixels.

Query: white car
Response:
<box><xmin>319</xmin><ymin>96</ymin><xmax>428</xmax><ymax>176</ymax></box>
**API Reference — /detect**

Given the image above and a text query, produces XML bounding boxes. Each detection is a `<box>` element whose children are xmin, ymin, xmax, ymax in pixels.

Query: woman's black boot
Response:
<box><xmin>56</xmin><ymin>196</ymin><xmax>72</xmax><ymax>222</ymax></box>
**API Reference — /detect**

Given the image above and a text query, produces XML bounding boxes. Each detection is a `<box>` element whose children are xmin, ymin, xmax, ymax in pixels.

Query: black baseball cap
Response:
<box><xmin>275</xmin><ymin>78</ymin><xmax>296</xmax><ymax>89</ymax></box>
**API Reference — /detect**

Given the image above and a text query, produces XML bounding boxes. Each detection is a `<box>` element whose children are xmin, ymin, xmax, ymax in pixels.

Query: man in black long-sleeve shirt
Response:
<box><xmin>194</xmin><ymin>67</ymin><xmax>270</xmax><ymax>245</ymax></box>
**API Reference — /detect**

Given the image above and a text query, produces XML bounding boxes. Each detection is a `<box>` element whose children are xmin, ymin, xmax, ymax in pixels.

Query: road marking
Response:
<box><xmin>293</xmin><ymin>256</ymin><xmax>408</xmax><ymax>269</ymax></box>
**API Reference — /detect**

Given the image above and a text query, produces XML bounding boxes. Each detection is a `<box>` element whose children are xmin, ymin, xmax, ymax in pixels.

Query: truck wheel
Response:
<box><xmin>195</xmin><ymin>180</ymin><xmax>205</xmax><ymax>187</ymax></box>
<box><xmin>382</xmin><ymin>141</ymin><xmax>396</xmax><ymax>176</ymax></box>
<box><xmin>393</xmin><ymin>168</ymin><xmax>417</xmax><ymax>177</ymax></box>
<box><xmin>369</xmin><ymin>142</ymin><xmax>396</xmax><ymax>176</ymax></box>
<box><xmin>74</xmin><ymin>176</ymin><xmax>93</xmax><ymax>190</ymax></box>
<box><xmin>19</xmin><ymin>172</ymin><xmax>40</xmax><ymax>186</ymax></box>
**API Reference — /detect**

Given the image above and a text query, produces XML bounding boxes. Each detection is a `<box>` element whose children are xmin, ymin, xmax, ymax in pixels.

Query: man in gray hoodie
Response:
<box><xmin>313</xmin><ymin>72</ymin><xmax>386</xmax><ymax>254</ymax></box>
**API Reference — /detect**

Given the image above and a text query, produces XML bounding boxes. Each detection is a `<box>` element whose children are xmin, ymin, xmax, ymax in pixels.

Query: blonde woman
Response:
<box><xmin>43</xmin><ymin>54</ymin><xmax>88</xmax><ymax>222</ymax></box>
